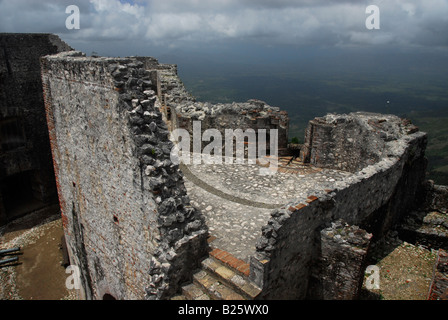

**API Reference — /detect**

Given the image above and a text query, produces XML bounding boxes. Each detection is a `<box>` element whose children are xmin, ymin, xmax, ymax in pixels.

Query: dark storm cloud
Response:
<box><xmin>0</xmin><ymin>0</ymin><xmax>447</xmax><ymax>51</ymax></box>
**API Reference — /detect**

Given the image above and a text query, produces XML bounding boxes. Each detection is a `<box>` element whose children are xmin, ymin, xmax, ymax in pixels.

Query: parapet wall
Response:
<box><xmin>250</xmin><ymin>112</ymin><xmax>428</xmax><ymax>299</ymax></box>
<box><xmin>300</xmin><ymin>113</ymin><xmax>420</xmax><ymax>172</ymax></box>
<box><xmin>41</xmin><ymin>52</ymin><xmax>208</xmax><ymax>300</ymax></box>
<box><xmin>171</xmin><ymin>100</ymin><xmax>289</xmax><ymax>154</ymax></box>
<box><xmin>157</xmin><ymin>64</ymin><xmax>290</xmax><ymax>155</ymax></box>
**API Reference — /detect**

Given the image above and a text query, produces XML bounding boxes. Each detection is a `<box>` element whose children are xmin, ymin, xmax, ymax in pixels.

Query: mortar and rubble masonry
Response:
<box><xmin>20</xmin><ymin>33</ymin><xmax>446</xmax><ymax>300</ymax></box>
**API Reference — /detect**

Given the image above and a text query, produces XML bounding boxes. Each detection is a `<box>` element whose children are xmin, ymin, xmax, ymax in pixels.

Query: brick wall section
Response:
<box><xmin>250</xmin><ymin>113</ymin><xmax>428</xmax><ymax>299</ymax></box>
<box><xmin>428</xmin><ymin>249</ymin><xmax>448</xmax><ymax>300</ymax></box>
<box><xmin>41</xmin><ymin>51</ymin><xmax>208</xmax><ymax>300</ymax></box>
<box><xmin>41</xmin><ymin>56</ymin><xmax>67</xmax><ymax>229</ymax></box>
<box><xmin>210</xmin><ymin>248</ymin><xmax>251</xmax><ymax>277</ymax></box>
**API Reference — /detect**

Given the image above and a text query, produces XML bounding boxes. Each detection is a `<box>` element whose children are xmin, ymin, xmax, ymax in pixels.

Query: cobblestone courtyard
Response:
<box><xmin>183</xmin><ymin>156</ymin><xmax>352</xmax><ymax>262</ymax></box>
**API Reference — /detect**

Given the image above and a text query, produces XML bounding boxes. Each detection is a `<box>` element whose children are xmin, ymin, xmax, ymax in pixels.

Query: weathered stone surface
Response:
<box><xmin>398</xmin><ymin>181</ymin><xmax>448</xmax><ymax>250</ymax></box>
<box><xmin>428</xmin><ymin>249</ymin><xmax>448</xmax><ymax>300</ymax></box>
<box><xmin>156</xmin><ymin>64</ymin><xmax>290</xmax><ymax>156</ymax></box>
<box><xmin>41</xmin><ymin>52</ymin><xmax>208</xmax><ymax>300</ymax></box>
<box><xmin>300</xmin><ymin>112</ymin><xmax>422</xmax><ymax>172</ymax></box>
<box><xmin>425</xmin><ymin>183</ymin><xmax>448</xmax><ymax>213</ymax></box>
<box><xmin>250</xmin><ymin>112</ymin><xmax>428</xmax><ymax>299</ymax></box>
<box><xmin>309</xmin><ymin>220</ymin><xmax>372</xmax><ymax>300</ymax></box>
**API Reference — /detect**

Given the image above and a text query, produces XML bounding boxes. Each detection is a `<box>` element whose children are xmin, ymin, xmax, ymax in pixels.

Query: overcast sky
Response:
<box><xmin>0</xmin><ymin>0</ymin><xmax>447</xmax><ymax>57</ymax></box>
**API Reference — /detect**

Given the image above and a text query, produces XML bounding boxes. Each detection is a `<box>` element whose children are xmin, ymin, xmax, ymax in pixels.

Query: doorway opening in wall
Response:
<box><xmin>103</xmin><ymin>293</ymin><xmax>117</xmax><ymax>300</ymax></box>
<box><xmin>0</xmin><ymin>170</ymin><xmax>46</xmax><ymax>222</ymax></box>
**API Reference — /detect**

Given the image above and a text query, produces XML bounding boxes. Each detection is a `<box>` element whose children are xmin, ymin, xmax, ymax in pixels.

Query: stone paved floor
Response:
<box><xmin>181</xmin><ymin>156</ymin><xmax>352</xmax><ymax>262</ymax></box>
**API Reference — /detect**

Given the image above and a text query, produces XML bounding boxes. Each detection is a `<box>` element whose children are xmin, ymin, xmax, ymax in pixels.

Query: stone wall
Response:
<box><xmin>170</xmin><ymin>100</ymin><xmax>289</xmax><ymax>155</ymax></box>
<box><xmin>156</xmin><ymin>64</ymin><xmax>290</xmax><ymax>156</ymax></box>
<box><xmin>41</xmin><ymin>51</ymin><xmax>208</xmax><ymax>300</ymax></box>
<box><xmin>250</xmin><ymin>112</ymin><xmax>428</xmax><ymax>299</ymax></box>
<box><xmin>0</xmin><ymin>33</ymin><xmax>71</xmax><ymax>225</ymax></box>
<box><xmin>428</xmin><ymin>249</ymin><xmax>448</xmax><ymax>300</ymax></box>
<box><xmin>310</xmin><ymin>220</ymin><xmax>372</xmax><ymax>299</ymax></box>
<box><xmin>425</xmin><ymin>184</ymin><xmax>448</xmax><ymax>213</ymax></box>
<box><xmin>157</xmin><ymin>63</ymin><xmax>195</xmax><ymax>109</ymax></box>
<box><xmin>399</xmin><ymin>182</ymin><xmax>448</xmax><ymax>251</ymax></box>
<box><xmin>300</xmin><ymin>113</ymin><xmax>420</xmax><ymax>172</ymax></box>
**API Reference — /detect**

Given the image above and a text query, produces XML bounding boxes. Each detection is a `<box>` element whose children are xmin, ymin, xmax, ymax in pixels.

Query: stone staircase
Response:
<box><xmin>172</xmin><ymin>248</ymin><xmax>262</xmax><ymax>300</ymax></box>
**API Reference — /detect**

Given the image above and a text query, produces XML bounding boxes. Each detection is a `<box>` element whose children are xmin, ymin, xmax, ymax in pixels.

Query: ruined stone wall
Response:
<box><xmin>399</xmin><ymin>182</ymin><xmax>448</xmax><ymax>251</ymax></box>
<box><xmin>41</xmin><ymin>52</ymin><xmax>208</xmax><ymax>300</ymax></box>
<box><xmin>170</xmin><ymin>100</ymin><xmax>289</xmax><ymax>154</ymax></box>
<box><xmin>250</xmin><ymin>113</ymin><xmax>428</xmax><ymax>299</ymax></box>
<box><xmin>428</xmin><ymin>249</ymin><xmax>448</xmax><ymax>300</ymax></box>
<box><xmin>156</xmin><ymin>64</ymin><xmax>290</xmax><ymax>156</ymax></box>
<box><xmin>132</xmin><ymin>57</ymin><xmax>162</xmax><ymax>100</ymax></box>
<box><xmin>154</xmin><ymin>63</ymin><xmax>195</xmax><ymax>110</ymax></box>
<box><xmin>311</xmin><ymin>220</ymin><xmax>372</xmax><ymax>299</ymax></box>
<box><xmin>425</xmin><ymin>184</ymin><xmax>448</xmax><ymax>213</ymax></box>
<box><xmin>0</xmin><ymin>33</ymin><xmax>72</xmax><ymax>225</ymax></box>
<box><xmin>300</xmin><ymin>113</ymin><xmax>420</xmax><ymax>172</ymax></box>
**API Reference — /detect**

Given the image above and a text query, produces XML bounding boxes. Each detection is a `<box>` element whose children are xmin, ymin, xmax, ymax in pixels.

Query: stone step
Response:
<box><xmin>193</xmin><ymin>270</ymin><xmax>245</xmax><ymax>300</ymax></box>
<box><xmin>201</xmin><ymin>257</ymin><xmax>261</xmax><ymax>300</ymax></box>
<box><xmin>208</xmin><ymin>248</ymin><xmax>251</xmax><ymax>277</ymax></box>
<box><xmin>174</xmin><ymin>247</ymin><xmax>262</xmax><ymax>300</ymax></box>
<box><xmin>182</xmin><ymin>282</ymin><xmax>211</xmax><ymax>300</ymax></box>
<box><xmin>171</xmin><ymin>279</ymin><xmax>212</xmax><ymax>301</ymax></box>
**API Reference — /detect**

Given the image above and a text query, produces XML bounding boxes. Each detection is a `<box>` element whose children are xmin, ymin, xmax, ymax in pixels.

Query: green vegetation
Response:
<box><xmin>290</xmin><ymin>137</ymin><xmax>300</xmax><ymax>144</ymax></box>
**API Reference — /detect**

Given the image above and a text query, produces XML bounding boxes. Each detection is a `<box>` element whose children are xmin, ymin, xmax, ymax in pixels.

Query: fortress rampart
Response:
<box><xmin>33</xmin><ymin>42</ymin><xmax>447</xmax><ymax>300</ymax></box>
